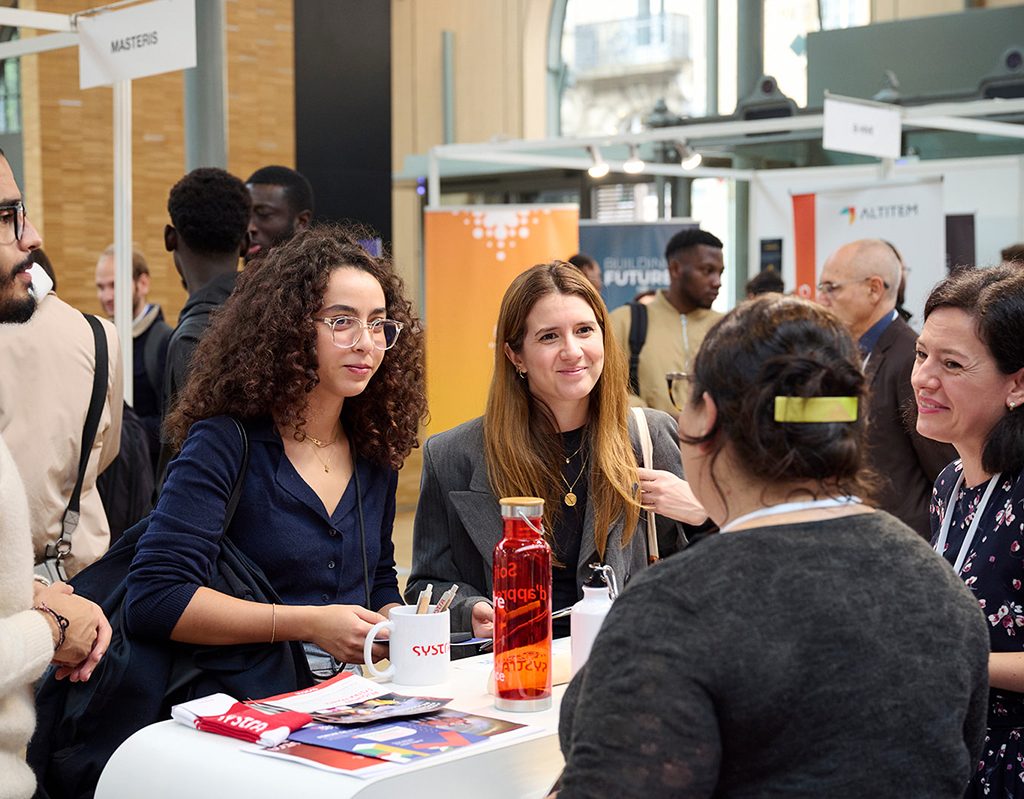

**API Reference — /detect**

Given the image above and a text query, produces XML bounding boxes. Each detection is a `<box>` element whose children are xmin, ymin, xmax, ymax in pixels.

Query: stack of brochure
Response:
<box><xmin>172</xmin><ymin>670</ymin><xmax>538</xmax><ymax>779</ymax></box>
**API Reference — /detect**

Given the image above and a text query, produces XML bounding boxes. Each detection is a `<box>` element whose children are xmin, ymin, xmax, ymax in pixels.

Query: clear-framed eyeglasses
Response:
<box><xmin>316</xmin><ymin>315</ymin><xmax>404</xmax><ymax>350</ymax></box>
<box><xmin>816</xmin><ymin>276</ymin><xmax>889</xmax><ymax>297</ymax></box>
<box><xmin>666</xmin><ymin>371</ymin><xmax>693</xmax><ymax>412</ymax></box>
<box><xmin>0</xmin><ymin>201</ymin><xmax>28</xmax><ymax>245</ymax></box>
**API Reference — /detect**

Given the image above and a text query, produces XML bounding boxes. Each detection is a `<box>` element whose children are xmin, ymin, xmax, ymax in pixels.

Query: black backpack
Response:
<box><xmin>95</xmin><ymin>403</ymin><xmax>154</xmax><ymax>546</ymax></box>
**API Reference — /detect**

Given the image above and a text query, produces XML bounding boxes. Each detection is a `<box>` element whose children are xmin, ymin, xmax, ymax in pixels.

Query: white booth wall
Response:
<box><xmin>749</xmin><ymin>155</ymin><xmax>1024</xmax><ymax>322</ymax></box>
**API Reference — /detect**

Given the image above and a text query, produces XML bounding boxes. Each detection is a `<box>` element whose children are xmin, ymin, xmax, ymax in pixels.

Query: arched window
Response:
<box><xmin>553</xmin><ymin>0</ymin><xmax>709</xmax><ymax>138</ymax></box>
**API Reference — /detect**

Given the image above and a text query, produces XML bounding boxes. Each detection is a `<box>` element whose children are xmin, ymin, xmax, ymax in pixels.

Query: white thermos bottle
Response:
<box><xmin>570</xmin><ymin>564</ymin><xmax>618</xmax><ymax>676</ymax></box>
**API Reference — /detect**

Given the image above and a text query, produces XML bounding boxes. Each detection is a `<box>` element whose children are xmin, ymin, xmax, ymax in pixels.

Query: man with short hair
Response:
<box><xmin>162</xmin><ymin>167</ymin><xmax>251</xmax><ymax>414</ymax></box>
<box><xmin>0</xmin><ymin>149</ymin><xmax>111</xmax><ymax>799</ymax></box>
<box><xmin>243</xmin><ymin>165</ymin><xmax>314</xmax><ymax>263</ymax></box>
<box><xmin>818</xmin><ymin>238</ymin><xmax>956</xmax><ymax>537</ymax></box>
<box><xmin>609</xmin><ymin>228</ymin><xmax>725</xmax><ymax>413</ymax></box>
<box><xmin>0</xmin><ymin>168</ymin><xmax>123</xmax><ymax>578</ymax></box>
<box><xmin>1001</xmin><ymin>242</ymin><xmax>1024</xmax><ymax>266</ymax></box>
<box><xmin>745</xmin><ymin>268</ymin><xmax>784</xmax><ymax>297</ymax></box>
<box><xmin>95</xmin><ymin>245</ymin><xmax>171</xmax><ymax>457</ymax></box>
<box><xmin>568</xmin><ymin>252</ymin><xmax>602</xmax><ymax>293</ymax></box>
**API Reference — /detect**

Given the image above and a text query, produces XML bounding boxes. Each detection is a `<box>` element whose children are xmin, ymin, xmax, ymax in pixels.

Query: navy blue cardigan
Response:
<box><xmin>126</xmin><ymin>415</ymin><xmax>403</xmax><ymax>638</ymax></box>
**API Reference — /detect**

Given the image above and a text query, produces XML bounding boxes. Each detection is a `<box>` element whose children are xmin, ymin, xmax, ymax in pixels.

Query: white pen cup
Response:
<box><xmin>363</xmin><ymin>605</ymin><xmax>451</xmax><ymax>686</ymax></box>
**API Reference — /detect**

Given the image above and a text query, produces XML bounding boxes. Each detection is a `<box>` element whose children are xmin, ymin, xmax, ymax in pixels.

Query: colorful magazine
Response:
<box><xmin>287</xmin><ymin>709</ymin><xmax>530</xmax><ymax>766</ymax></box>
<box><xmin>250</xmin><ymin>740</ymin><xmax>394</xmax><ymax>778</ymax></box>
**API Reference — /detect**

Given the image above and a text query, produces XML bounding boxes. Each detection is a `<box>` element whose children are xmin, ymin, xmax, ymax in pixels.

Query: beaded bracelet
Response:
<box><xmin>34</xmin><ymin>603</ymin><xmax>69</xmax><ymax>651</ymax></box>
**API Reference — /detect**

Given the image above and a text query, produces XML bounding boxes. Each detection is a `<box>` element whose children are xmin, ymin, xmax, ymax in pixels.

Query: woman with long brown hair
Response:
<box><xmin>407</xmin><ymin>262</ymin><xmax>704</xmax><ymax>636</ymax></box>
<box><xmin>124</xmin><ymin>224</ymin><xmax>426</xmax><ymax>677</ymax></box>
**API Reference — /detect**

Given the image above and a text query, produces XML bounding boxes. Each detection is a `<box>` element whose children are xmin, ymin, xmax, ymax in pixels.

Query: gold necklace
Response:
<box><xmin>305</xmin><ymin>439</ymin><xmax>334</xmax><ymax>473</ymax></box>
<box><xmin>563</xmin><ymin>440</ymin><xmax>585</xmax><ymax>464</ymax></box>
<box><xmin>305</xmin><ymin>431</ymin><xmax>339</xmax><ymax>448</ymax></box>
<box><xmin>561</xmin><ymin>454</ymin><xmax>589</xmax><ymax>507</ymax></box>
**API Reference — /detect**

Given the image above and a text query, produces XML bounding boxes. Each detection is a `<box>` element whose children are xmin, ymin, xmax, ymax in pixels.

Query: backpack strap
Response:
<box><xmin>224</xmin><ymin>418</ymin><xmax>250</xmax><ymax>527</ymax></box>
<box><xmin>627</xmin><ymin>302</ymin><xmax>648</xmax><ymax>397</ymax></box>
<box><xmin>51</xmin><ymin>314</ymin><xmax>108</xmax><ymax>565</ymax></box>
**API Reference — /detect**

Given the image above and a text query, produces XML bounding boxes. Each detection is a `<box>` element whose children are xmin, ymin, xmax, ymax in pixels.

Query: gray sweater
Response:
<box><xmin>557</xmin><ymin>511</ymin><xmax>990</xmax><ymax>798</ymax></box>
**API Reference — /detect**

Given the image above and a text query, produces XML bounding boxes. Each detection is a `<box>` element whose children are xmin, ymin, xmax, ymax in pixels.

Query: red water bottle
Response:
<box><xmin>493</xmin><ymin>496</ymin><xmax>552</xmax><ymax>712</ymax></box>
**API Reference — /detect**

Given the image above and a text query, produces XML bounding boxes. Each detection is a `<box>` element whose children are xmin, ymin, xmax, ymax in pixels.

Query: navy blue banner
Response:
<box><xmin>579</xmin><ymin>220</ymin><xmax>696</xmax><ymax>311</ymax></box>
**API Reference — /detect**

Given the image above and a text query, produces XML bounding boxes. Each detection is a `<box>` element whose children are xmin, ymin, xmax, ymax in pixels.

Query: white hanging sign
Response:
<box><xmin>78</xmin><ymin>0</ymin><xmax>196</xmax><ymax>90</ymax></box>
<box><xmin>823</xmin><ymin>95</ymin><xmax>902</xmax><ymax>160</ymax></box>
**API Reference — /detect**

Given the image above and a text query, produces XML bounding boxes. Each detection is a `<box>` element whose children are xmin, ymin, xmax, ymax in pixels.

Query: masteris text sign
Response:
<box><xmin>78</xmin><ymin>0</ymin><xmax>196</xmax><ymax>90</ymax></box>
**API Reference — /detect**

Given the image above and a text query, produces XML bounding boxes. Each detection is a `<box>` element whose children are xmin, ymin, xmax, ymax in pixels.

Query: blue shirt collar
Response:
<box><xmin>858</xmin><ymin>309</ymin><xmax>898</xmax><ymax>355</ymax></box>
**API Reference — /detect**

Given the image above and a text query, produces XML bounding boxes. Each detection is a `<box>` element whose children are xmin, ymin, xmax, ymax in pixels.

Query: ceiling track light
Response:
<box><xmin>587</xmin><ymin>145</ymin><xmax>610</xmax><ymax>179</ymax></box>
<box><xmin>622</xmin><ymin>144</ymin><xmax>645</xmax><ymax>174</ymax></box>
<box><xmin>679</xmin><ymin>141</ymin><xmax>702</xmax><ymax>170</ymax></box>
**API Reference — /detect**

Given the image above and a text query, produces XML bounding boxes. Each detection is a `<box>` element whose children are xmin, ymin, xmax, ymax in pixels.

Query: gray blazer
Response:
<box><xmin>405</xmin><ymin>409</ymin><xmax>687</xmax><ymax>632</ymax></box>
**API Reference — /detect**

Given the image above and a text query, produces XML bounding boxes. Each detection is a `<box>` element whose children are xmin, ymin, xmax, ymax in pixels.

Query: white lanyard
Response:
<box><xmin>680</xmin><ymin>314</ymin><xmax>691</xmax><ymax>371</ymax></box>
<box><xmin>933</xmin><ymin>471</ymin><xmax>1002</xmax><ymax>576</ymax></box>
<box><xmin>720</xmin><ymin>496</ymin><xmax>862</xmax><ymax>533</ymax></box>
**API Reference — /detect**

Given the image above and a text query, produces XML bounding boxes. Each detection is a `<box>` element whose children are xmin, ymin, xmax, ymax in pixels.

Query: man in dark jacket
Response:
<box><xmin>818</xmin><ymin>239</ymin><xmax>956</xmax><ymax>537</ymax></box>
<box><xmin>156</xmin><ymin>168</ymin><xmax>250</xmax><ymax>485</ymax></box>
<box><xmin>162</xmin><ymin>168</ymin><xmax>251</xmax><ymax>414</ymax></box>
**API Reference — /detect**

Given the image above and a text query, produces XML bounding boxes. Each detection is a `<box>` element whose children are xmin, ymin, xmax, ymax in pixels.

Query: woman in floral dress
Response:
<box><xmin>913</xmin><ymin>265</ymin><xmax>1024</xmax><ymax>797</ymax></box>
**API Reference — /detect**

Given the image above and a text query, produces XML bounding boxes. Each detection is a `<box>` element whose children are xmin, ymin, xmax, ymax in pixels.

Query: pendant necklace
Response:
<box><xmin>306</xmin><ymin>439</ymin><xmax>334</xmax><ymax>473</ymax></box>
<box><xmin>563</xmin><ymin>440</ymin><xmax>585</xmax><ymax>464</ymax></box>
<box><xmin>561</xmin><ymin>454</ymin><xmax>589</xmax><ymax>507</ymax></box>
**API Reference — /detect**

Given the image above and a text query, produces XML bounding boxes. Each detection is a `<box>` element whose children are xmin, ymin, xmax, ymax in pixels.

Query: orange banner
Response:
<box><xmin>424</xmin><ymin>206</ymin><xmax>579</xmax><ymax>435</ymax></box>
<box><xmin>792</xmin><ymin>193</ymin><xmax>817</xmax><ymax>301</ymax></box>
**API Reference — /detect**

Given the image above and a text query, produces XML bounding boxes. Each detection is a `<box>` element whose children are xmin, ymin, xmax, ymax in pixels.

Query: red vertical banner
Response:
<box><xmin>792</xmin><ymin>193</ymin><xmax>817</xmax><ymax>300</ymax></box>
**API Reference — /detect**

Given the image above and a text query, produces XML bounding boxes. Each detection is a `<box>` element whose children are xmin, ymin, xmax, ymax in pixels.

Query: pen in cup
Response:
<box><xmin>415</xmin><ymin>584</ymin><xmax>433</xmax><ymax>614</ymax></box>
<box><xmin>433</xmin><ymin>584</ymin><xmax>459</xmax><ymax>614</ymax></box>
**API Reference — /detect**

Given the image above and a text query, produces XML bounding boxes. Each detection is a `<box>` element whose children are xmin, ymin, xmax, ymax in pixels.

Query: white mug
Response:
<box><xmin>363</xmin><ymin>605</ymin><xmax>451</xmax><ymax>686</ymax></box>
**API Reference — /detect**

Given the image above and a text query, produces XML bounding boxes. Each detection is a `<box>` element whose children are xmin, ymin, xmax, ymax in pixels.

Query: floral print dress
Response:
<box><xmin>932</xmin><ymin>461</ymin><xmax>1024</xmax><ymax>798</ymax></box>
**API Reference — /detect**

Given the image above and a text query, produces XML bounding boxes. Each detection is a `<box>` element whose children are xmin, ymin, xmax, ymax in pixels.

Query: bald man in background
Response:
<box><xmin>818</xmin><ymin>239</ymin><xmax>956</xmax><ymax>537</ymax></box>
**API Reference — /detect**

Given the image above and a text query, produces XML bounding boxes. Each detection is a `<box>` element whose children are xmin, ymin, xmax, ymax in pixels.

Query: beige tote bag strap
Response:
<box><xmin>631</xmin><ymin>407</ymin><xmax>659</xmax><ymax>563</ymax></box>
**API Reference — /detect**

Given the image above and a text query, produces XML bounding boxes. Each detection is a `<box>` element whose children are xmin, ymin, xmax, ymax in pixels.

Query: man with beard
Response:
<box><xmin>0</xmin><ymin>163</ymin><xmax>123</xmax><ymax>578</ymax></box>
<box><xmin>243</xmin><ymin>165</ymin><xmax>314</xmax><ymax>264</ymax></box>
<box><xmin>95</xmin><ymin>245</ymin><xmax>171</xmax><ymax>462</ymax></box>
<box><xmin>0</xmin><ymin>149</ymin><xmax>112</xmax><ymax>799</ymax></box>
<box><xmin>610</xmin><ymin>228</ymin><xmax>725</xmax><ymax>414</ymax></box>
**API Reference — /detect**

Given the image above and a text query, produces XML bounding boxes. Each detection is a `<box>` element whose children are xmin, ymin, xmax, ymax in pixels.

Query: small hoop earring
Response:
<box><xmin>516</xmin><ymin>367</ymin><xmax>526</xmax><ymax>380</ymax></box>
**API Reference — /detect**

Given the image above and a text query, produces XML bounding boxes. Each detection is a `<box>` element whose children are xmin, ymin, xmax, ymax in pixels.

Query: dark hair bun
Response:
<box><xmin>685</xmin><ymin>295</ymin><xmax>869</xmax><ymax>492</ymax></box>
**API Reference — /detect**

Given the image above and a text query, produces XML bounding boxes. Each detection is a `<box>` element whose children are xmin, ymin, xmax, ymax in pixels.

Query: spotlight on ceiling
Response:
<box><xmin>587</xmin><ymin>145</ymin><xmax>610</xmax><ymax>179</ymax></box>
<box><xmin>622</xmin><ymin>144</ymin><xmax>645</xmax><ymax>174</ymax></box>
<box><xmin>679</xmin><ymin>142</ymin><xmax>702</xmax><ymax>170</ymax></box>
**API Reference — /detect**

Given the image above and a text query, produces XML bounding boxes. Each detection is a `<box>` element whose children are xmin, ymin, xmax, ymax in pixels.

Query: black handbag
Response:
<box><xmin>29</xmin><ymin>419</ymin><xmax>315</xmax><ymax>799</ymax></box>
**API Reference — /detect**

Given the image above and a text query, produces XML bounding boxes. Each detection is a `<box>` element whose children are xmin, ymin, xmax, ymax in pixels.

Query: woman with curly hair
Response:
<box><xmin>124</xmin><ymin>224</ymin><xmax>426</xmax><ymax>675</ymax></box>
<box><xmin>407</xmin><ymin>262</ymin><xmax>706</xmax><ymax>637</ymax></box>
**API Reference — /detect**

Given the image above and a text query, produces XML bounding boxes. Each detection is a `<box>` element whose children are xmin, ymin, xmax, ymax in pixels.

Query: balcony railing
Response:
<box><xmin>571</xmin><ymin>13</ymin><xmax>690</xmax><ymax>75</ymax></box>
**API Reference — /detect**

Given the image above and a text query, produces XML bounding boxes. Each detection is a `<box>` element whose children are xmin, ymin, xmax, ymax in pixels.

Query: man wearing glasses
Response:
<box><xmin>817</xmin><ymin>238</ymin><xmax>954</xmax><ymax>538</ymax></box>
<box><xmin>0</xmin><ymin>150</ymin><xmax>114</xmax><ymax>799</ymax></box>
<box><xmin>0</xmin><ymin>156</ymin><xmax>124</xmax><ymax>577</ymax></box>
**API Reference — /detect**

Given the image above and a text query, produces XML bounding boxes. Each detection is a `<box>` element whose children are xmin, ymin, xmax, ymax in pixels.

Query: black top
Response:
<box><xmin>552</xmin><ymin>427</ymin><xmax>587</xmax><ymax>637</ymax></box>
